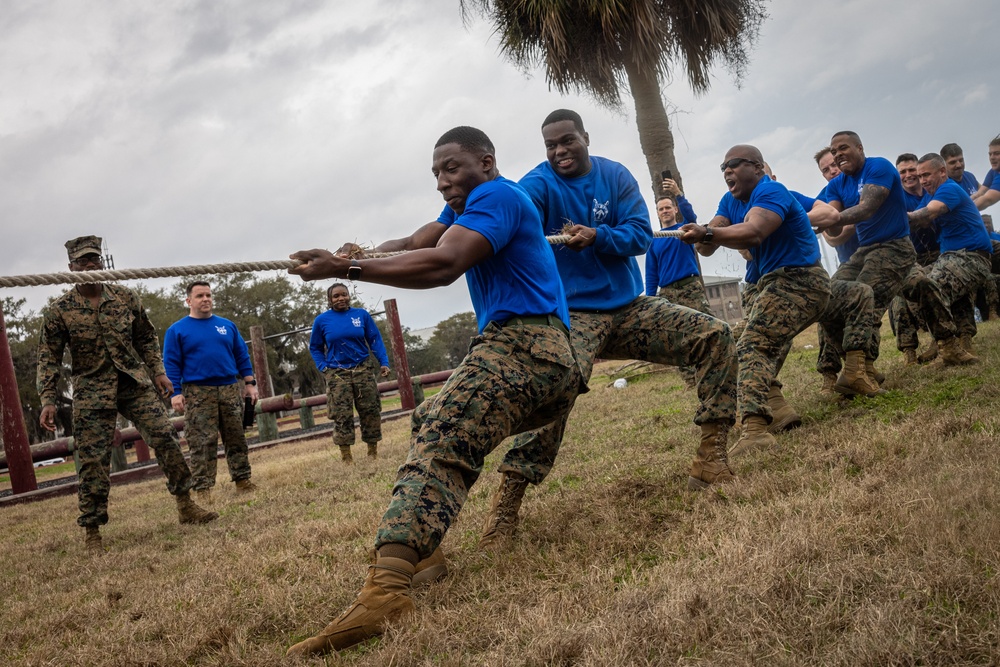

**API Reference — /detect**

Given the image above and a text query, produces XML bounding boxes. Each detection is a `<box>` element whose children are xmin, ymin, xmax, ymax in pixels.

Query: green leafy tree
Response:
<box><xmin>132</xmin><ymin>284</ymin><xmax>188</xmax><ymax>348</ymax></box>
<box><xmin>429</xmin><ymin>311</ymin><xmax>478</xmax><ymax>369</ymax></box>
<box><xmin>461</xmin><ymin>0</ymin><xmax>767</xmax><ymax>195</ymax></box>
<box><xmin>1</xmin><ymin>296</ymin><xmax>70</xmax><ymax>443</ymax></box>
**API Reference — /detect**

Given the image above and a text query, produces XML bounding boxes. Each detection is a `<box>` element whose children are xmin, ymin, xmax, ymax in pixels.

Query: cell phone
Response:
<box><xmin>661</xmin><ymin>169</ymin><xmax>672</xmax><ymax>180</ymax></box>
<box><xmin>243</xmin><ymin>397</ymin><xmax>256</xmax><ymax>429</ymax></box>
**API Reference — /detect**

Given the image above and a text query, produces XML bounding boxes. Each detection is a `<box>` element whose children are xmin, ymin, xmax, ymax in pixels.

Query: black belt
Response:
<box><xmin>974</xmin><ymin>249</ymin><xmax>991</xmax><ymax>261</ymax></box>
<box><xmin>502</xmin><ymin>314</ymin><xmax>569</xmax><ymax>334</ymax></box>
<box><xmin>666</xmin><ymin>275</ymin><xmax>700</xmax><ymax>289</ymax></box>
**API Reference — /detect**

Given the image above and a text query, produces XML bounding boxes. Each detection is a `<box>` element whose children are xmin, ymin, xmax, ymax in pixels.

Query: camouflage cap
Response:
<box><xmin>65</xmin><ymin>235</ymin><xmax>103</xmax><ymax>260</ymax></box>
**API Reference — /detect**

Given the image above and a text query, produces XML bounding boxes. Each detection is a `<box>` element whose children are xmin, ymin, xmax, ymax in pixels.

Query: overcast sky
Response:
<box><xmin>2</xmin><ymin>0</ymin><xmax>997</xmax><ymax>331</ymax></box>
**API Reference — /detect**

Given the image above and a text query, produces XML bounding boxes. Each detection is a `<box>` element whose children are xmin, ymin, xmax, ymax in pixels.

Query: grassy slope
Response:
<box><xmin>1</xmin><ymin>321</ymin><xmax>998</xmax><ymax>666</ymax></box>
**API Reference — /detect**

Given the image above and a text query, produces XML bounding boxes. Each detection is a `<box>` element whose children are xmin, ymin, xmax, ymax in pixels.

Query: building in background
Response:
<box><xmin>702</xmin><ymin>276</ymin><xmax>743</xmax><ymax>325</ymax></box>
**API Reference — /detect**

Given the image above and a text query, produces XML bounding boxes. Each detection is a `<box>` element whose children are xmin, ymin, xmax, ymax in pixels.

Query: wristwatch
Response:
<box><xmin>246</xmin><ymin>379</ymin><xmax>257</xmax><ymax>386</ymax></box>
<box><xmin>701</xmin><ymin>225</ymin><xmax>715</xmax><ymax>243</ymax></box>
<box><xmin>347</xmin><ymin>260</ymin><xmax>362</xmax><ymax>281</ymax></box>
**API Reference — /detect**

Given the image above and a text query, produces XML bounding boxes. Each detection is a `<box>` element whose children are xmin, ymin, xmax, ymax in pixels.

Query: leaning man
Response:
<box><xmin>163</xmin><ymin>281</ymin><xmax>259</xmax><ymax>500</ymax></box>
<box><xmin>284</xmin><ymin>126</ymin><xmax>584</xmax><ymax>657</ymax></box>
<box><xmin>37</xmin><ymin>236</ymin><xmax>218</xmax><ymax>554</ymax></box>
<box><xmin>681</xmin><ymin>146</ymin><xmax>832</xmax><ymax>455</ymax></box>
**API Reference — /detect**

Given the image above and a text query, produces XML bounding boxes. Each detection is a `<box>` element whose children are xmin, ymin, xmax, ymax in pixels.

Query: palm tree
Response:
<box><xmin>461</xmin><ymin>0</ymin><xmax>767</xmax><ymax>196</ymax></box>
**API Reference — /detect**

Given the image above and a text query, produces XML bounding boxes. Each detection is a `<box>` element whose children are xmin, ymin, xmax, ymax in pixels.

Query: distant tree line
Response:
<box><xmin>2</xmin><ymin>276</ymin><xmax>477</xmax><ymax>445</ymax></box>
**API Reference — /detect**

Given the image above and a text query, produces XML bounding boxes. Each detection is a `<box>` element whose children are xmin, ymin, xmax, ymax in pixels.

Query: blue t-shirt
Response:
<box><xmin>675</xmin><ymin>194</ymin><xmax>698</xmax><ymax>226</ymax></box>
<box><xmin>309</xmin><ymin>307</ymin><xmax>389</xmax><ymax>371</ymax></box>
<box><xmin>903</xmin><ymin>189</ymin><xmax>939</xmax><ymax>256</ymax></box>
<box><xmin>518</xmin><ymin>156</ymin><xmax>651</xmax><ymax>311</ymax></box>
<box><xmin>985</xmin><ymin>169</ymin><xmax>1000</xmax><ymax>191</ymax></box>
<box><xmin>927</xmin><ymin>179</ymin><xmax>993</xmax><ymax>254</ymax></box>
<box><xmin>825</xmin><ymin>156</ymin><xmax>910</xmax><ymax>246</ymax></box>
<box><xmin>645</xmin><ymin>220</ymin><xmax>700</xmax><ymax>295</ymax></box>
<box><xmin>437</xmin><ymin>176</ymin><xmax>570</xmax><ymax>332</ymax></box>
<box><xmin>163</xmin><ymin>315</ymin><xmax>254</xmax><ymax>396</ymax></box>
<box><xmin>716</xmin><ymin>176</ymin><xmax>820</xmax><ymax>279</ymax></box>
<box><xmin>817</xmin><ymin>186</ymin><xmax>859</xmax><ymax>264</ymax></box>
<box><xmin>955</xmin><ymin>171</ymin><xmax>980</xmax><ymax>197</ymax></box>
<box><xmin>989</xmin><ymin>230</ymin><xmax>1000</xmax><ymax>243</ymax></box>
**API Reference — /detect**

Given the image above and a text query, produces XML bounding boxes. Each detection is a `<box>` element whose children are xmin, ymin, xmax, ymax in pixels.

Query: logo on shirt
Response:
<box><xmin>856</xmin><ymin>180</ymin><xmax>864</xmax><ymax>196</ymax></box>
<box><xmin>592</xmin><ymin>199</ymin><xmax>609</xmax><ymax>222</ymax></box>
<box><xmin>352</xmin><ymin>317</ymin><xmax>362</xmax><ymax>327</ymax></box>
<box><xmin>215</xmin><ymin>326</ymin><xmax>227</xmax><ymax>335</ymax></box>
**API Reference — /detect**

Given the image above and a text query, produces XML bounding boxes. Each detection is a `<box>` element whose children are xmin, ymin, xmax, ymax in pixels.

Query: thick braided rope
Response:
<box><xmin>0</xmin><ymin>229</ymin><xmax>685</xmax><ymax>288</ymax></box>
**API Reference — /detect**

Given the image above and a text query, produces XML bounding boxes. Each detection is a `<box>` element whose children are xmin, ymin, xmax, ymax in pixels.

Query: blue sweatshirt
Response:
<box><xmin>519</xmin><ymin>156</ymin><xmax>652</xmax><ymax>311</ymax></box>
<box><xmin>310</xmin><ymin>308</ymin><xmax>390</xmax><ymax>371</ymax></box>
<box><xmin>163</xmin><ymin>315</ymin><xmax>254</xmax><ymax>396</ymax></box>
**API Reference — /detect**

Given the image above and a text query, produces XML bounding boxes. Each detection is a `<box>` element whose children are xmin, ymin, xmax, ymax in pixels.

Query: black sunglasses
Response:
<box><xmin>720</xmin><ymin>158</ymin><xmax>759</xmax><ymax>172</ymax></box>
<box><xmin>73</xmin><ymin>255</ymin><xmax>103</xmax><ymax>267</ymax></box>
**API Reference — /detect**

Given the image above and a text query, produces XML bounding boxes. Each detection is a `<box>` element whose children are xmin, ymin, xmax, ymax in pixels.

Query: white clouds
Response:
<box><xmin>2</xmin><ymin>0</ymin><xmax>998</xmax><ymax>329</ymax></box>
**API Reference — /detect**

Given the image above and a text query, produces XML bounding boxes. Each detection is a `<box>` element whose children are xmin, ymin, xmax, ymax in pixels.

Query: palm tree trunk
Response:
<box><xmin>623</xmin><ymin>56</ymin><xmax>680</xmax><ymax>198</ymax></box>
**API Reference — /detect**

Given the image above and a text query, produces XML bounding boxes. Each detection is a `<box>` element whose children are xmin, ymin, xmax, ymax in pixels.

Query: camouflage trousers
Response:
<box><xmin>324</xmin><ymin>365</ymin><xmax>382</xmax><ymax>447</ymax></box>
<box><xmin>657</xmin><ymin>275</ymin><xmax>712</xmax><ymax>314</ymax></box>
<box><xmin>815</xmin><ymin>278</ymin><xmax>876</xmax><ymax>373</ymax></box>
<box><xmin>182</xmin><ymin>383</ymin><xmax>251</xmax><ymax>490</ymax></box>
<box><xmin>733</xmin><ymin>282</ymin><xmax>789</xmax><ymax>388</ymax></box>
<box><xmin>74</xmin><ymin>374</ymin><xmax>192</xmax><ymax>528</ymax></box>
<box><xmin>374</xmin><ymin>321</ymin><xmax>584</xmax><ymax>557</ymax></box>
<box><xmin>657</xmin><ymin>275</ymin><xmax>714</xmax><ymax>385</ymax></box>
<box><xmin>497</xmin><ymin>296</ymin><xmax>737</xmax><ymax>484</ymax></box>
<box><xmin>822</xmin><ymin>237</ymin><xmax>916</xmax><ymax>364</ymax></box>
<box><xmin>909</xmin><ymin>251</ymin><xmax>992</xmax><ymax>341</ymax></box>
<box><xmin>891</xmin><ymin>262</ymin><xmax>935</xmax><ymax>350</ymax></box>
<box><xmin>739</xmin><ymin>265</ymin><xmax>830</xmax><ymax>422</ymax></box>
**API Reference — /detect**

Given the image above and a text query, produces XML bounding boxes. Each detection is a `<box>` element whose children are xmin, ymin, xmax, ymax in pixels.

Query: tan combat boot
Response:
<box><xmin>729</xmin><ymin>416</ymin><xmax>776</xmax><ymax>458</ymax></box>
<box><xmin>960</xmin><ymin>335</ymin><xmax>975</xmax><ymax>354</ymax></box>
<box><xmin>866</xmin><ymin>359</ymin><xmax>886</xmax><ymax>386</ymax></box>
<box><xmin>412</xmin><ymin>547</ymin><xmax>448</xmax><ymax>585</ymax></box>
<box><xmin>903</xmin><ymin>348</ymin><xmax>918</xmax><ymax>366</ymax></box>
<box><xmin>235</xmin><ymin>478</ymin><xmax>257</xmax><ymax>492</ymax></box>
<box><xmin>835</xmin><ymin>350</ymin><xmax>884</xmax><ymax>397</ymax></box>
<box><xmin>366</xmin><ymin>443</ymin><xmax>378</xmax><ymax>459</ymax></box>
<box><xmin>688</xmin><ymin>422</ymin><xmax>736</xmax><ymax>490</ymax></box>
<box><xmin>85</xmin><ymin>526</ymin><xmax>103</xmax><ymax>554</ymax></box>
<box><xmin>819</xmin><ymin>373</ymin><xmax>838</xmax><ymax>399</ymax></box>
<box><xmin>917</xmin><ymin>339</ymin><xmax>939</xmax><ymax>364</ymax></box>
<box><xmin>285</xmin><ymin>557</ymin><xmax>415</xmax><ymax>657</ymax></box>
<box><xmin>940</xmin><ymin>336</ymin><xmax>979</xmax><ymax>366</ymax></box>
<box><xmin>177</xmin><ymin>492</ymin><xmax>220</xmax><ymax>524</ymax></box>
<box><xmin>479</xmin><ymin>472</ymin><xmax>529</xmax><ymax>549</ymax></box>
<box><xmin>340</xmin><ymin>446</ymin><xmax>354</xmax><ymax>464</ymax></box>
<box><xmin>767</xmin><ymin>384</ymin><xmax>802</xmax><ymax>434</ymax></box>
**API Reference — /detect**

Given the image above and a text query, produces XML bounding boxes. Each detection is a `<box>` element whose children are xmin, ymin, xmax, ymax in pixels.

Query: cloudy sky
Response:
<box><xmin>2</xmin><ymin>0</ymin><xmax>996</xmax><ymax>330</ymax></box>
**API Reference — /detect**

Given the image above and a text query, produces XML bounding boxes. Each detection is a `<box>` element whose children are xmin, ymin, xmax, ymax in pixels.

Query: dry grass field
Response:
<box><xmin>3</xmin><ymin>320</ymin><xmax>1000</xmax><ymax>666</ymax></box>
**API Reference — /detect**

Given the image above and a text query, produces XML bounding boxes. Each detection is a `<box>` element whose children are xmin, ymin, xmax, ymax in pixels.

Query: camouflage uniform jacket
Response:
<box><xmin>36</xmin><ymin>284</ymin><xmax>166</xmax><ymax>410</ymax></box>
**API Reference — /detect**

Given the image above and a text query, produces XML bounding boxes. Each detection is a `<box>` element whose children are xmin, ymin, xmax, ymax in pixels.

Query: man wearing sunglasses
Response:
<box><xmin>37</xmin><ymin>235</ymin><xmax>218</xmax><ymax>554</ymax></box>
<box><xmin>679</xmin><ymin>146</ymin><xmax>834</xmax><ymax>455</ymax></box>
<box><xmin>821</xmin><ymin>131</ymin><xmax>917</xmax><ymax>388</ymax></box>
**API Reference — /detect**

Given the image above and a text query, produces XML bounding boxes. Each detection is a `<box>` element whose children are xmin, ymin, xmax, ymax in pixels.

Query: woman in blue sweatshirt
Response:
<box><xmin>309</xmin><ymin>283</ymin><xmax>390</xmax><ymax>461</ymax></box>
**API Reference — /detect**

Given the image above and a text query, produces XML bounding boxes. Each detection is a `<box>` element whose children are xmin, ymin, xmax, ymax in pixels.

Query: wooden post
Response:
<box><xmin>0</xmin><ymin>308</ymin><xmax>37</xmax><ymax>494</ymax></box>
<box><xmin>109</xmin><ymin>427</ymin><xmax>127</xmax><ymax>472</ymax></box>
<box><xmin>383</xmin><ymin>299</ymin><xmax>414</xmax><ymax>411</ymax></box>
<box><xmin>411</xmin><ymin>377</ymin><xmax>425</xmax><ymax>407</ymax></box>
<box><xmin>298</xmin><ymin>404</ymin><xmax>315</xmax><ymax>429</ymax></box>
<box><xmin>133</xmin><ymin>438</ymin><xmax>150</xmax><ymax>462</ymax></box>
<box><xmin>248</xmin><ymin>325</ymin><xmax>279</xmax><ymax>441</ymax></box>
